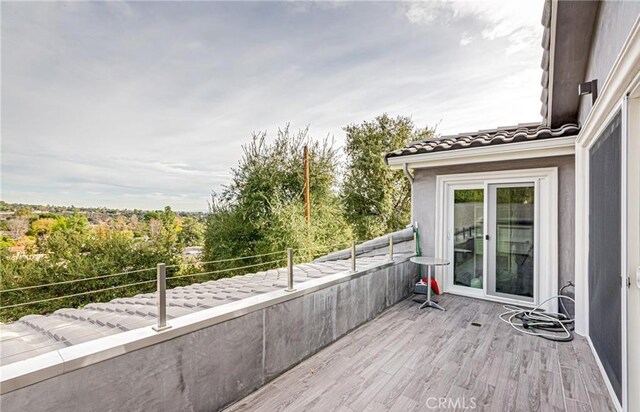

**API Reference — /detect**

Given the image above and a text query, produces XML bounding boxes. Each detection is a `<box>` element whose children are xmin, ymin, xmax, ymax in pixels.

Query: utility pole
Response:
<box><xmin>304</xmin><ymin>145</ymin><xmax>311</xmax><ymax>225</ymax></box>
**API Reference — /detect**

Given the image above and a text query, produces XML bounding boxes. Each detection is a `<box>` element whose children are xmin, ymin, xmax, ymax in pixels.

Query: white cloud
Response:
<box><xmin>403</xmin><ymin>1</ymin><xmax>455</xmax><ymax>23</ymax></box>
<box><xmin>2</xmin><ymin>1</ymin><xmax>545</xmax><ymax>211</ymax></box>
<box><xmin>459</xmin><ymin>32</ymin><xmax>474</xmax><ymax>46</ymax></box>
<box><xmin>403</xmin><ymin>0</ymin><xmax>543</xmax><ymax>53</ymax></box>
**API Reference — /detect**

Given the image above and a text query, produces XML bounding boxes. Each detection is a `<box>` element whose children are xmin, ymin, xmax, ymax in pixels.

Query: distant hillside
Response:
<box><xmin>0</xmin><ymin>201</ymin><xmax>207</xmax><ymax>223</ymax></box>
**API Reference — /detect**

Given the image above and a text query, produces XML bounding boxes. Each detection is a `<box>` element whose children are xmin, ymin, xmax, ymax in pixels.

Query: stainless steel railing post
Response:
<box><xmin>152</xmin><ymin>263</ymin><xmax>171</xmax><ymax>332</ymax></box>
<box><xmin>388</xmin><ymin>235</ymin><xmax>394</xmax><ymax>262</ymax></box>
<box><xmin>351</xmin><ymin>240</ymin><xmax>357</xmax><ymax>272</ymax></box>
<box><xmin>285</xmin><ymin>248</ymin><xmax>295</xmax><ymax>292</ymax></box>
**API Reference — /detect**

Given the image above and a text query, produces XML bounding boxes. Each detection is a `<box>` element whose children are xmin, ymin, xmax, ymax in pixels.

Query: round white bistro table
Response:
<box><xmin>410</xmin><ymin>257</ymin><xmax>450</xmax><ymax>311</ymax></box>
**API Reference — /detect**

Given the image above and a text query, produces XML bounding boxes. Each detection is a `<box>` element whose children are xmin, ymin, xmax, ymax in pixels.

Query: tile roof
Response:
<box><xmin>0</xmin><ymin>229</ymin><xmax>415</xmax><ymax>366</ymax></box>
<box><xmin>385</xmin><ymin>123</ymin><xmax>579</xmax><ymax>161</ymax></box>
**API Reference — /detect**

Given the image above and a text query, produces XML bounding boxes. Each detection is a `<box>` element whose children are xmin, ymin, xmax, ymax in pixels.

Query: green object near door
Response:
<box><xmin>470</xmin><ymin>277</ymin><xmax>483</xmax><ymax>289</ymax></box>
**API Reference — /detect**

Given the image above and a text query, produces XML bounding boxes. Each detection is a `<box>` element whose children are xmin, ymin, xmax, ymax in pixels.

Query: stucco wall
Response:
<box><xmin>577</xmin><ymin>1</ymin><xmax>640</xmax><ymax>124</ymax></box>
<box><xmin>0</xmin><ymin>260</ymin><xmax>416</xmax><ymax>412</ymax></box>
<box><xmin>412</xmin><ymin>155</ymin><xmax>575</xmax><ymax>296</ymax></box>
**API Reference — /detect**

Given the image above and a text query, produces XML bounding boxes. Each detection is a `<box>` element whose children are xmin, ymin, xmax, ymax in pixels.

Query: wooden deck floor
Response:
<box><xmin>226</xmin><ymin>294</ymin><xmax>616</xmax><ymax>412</ymax></box>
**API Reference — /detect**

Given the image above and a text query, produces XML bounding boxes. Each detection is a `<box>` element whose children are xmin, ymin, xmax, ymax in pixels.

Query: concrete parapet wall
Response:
<box><xmin>0</xmin><ymin>259</ymin><xmax>416</xmax><ymax>412</ymax></box>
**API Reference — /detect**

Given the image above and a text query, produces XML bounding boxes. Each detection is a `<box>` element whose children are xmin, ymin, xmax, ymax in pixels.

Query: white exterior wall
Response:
<box><xmin>578</xmin><ymin>1</ymin><xmax>640</xmax><ymax>125</ymax></box>
<box><xmin>412</xmin><ymin>155</ymin><xmax>575</xmax><ymax>293</ymax></box>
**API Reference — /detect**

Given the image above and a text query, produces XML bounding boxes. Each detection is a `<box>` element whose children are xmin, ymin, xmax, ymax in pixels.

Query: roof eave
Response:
<box><xmin>387</xmin><ymin>135</ymin><xmax>577</xmax><ymax>170</ymax></box>
<box><xmin>545</xmin><ymin>1</ymin><xmax>600</xmax><ymax>127</ymax></box>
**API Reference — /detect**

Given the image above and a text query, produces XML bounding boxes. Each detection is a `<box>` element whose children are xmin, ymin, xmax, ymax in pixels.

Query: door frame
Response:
<box><xmin>435</xmin><ymin>167</ymin><xmax>558</xmax><ymax>311</ymax></box>
<box><xmin>624</xmin><ymin>78</ymin><xmax>640</xmax><ymax>412</ymax></box>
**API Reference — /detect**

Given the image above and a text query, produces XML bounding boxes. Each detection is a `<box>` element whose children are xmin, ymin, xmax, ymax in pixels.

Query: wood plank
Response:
<box><xmin>346</xmin><ymin>370</ymin><xmax>394</xmax><ymax>411</ymax></box>
<box><xmin>539</xmin><ymin>371</ymin><xmax>565</xmax><ymax>410</ymax></box>
<box><xmin>488</xmin><ymin>376</ymin><xmax>518</xmax><ymax>412</ymax></box>
<box><xmin>587</xmin><ymin>391</ymin><xmax>617</xmax><ymax>412</ymax></box>
<box><xmin>372</xmin><ymin>366</ymin><xmax>417</xmax><ymax>408</ymax></box>
<box><xmin>388</xmin><ymin>395</ymin><xmax>417</xmax><ymax>412</ymax></box>
<box><xmin>564</xmin><ymin>399</ymin><xmax>593</xmax><ymax>412</ymax></box>
<box><xmin>362</xmin><ymin>401</ymin><xmax>388</xmax><ymax>412</ymax></box>
<box><xmin>557</xmin><ymin>342</ymin><xmax>580</xmax><ymax>369</ymax></box>
<box><xmin>539</xmin><ymin>343</ymin><xmax>561</xmax><ymax>373</ymax></box>
<box><xmin>466</xmin><ymin>381</ymin><xmax>495</xmax><ymax>411</ymax></box>
<box><xmin>561</xmin><ymin>367</ymin><xmax>590</xmax><ymax>402</ymax></box>
<box><xmin>515</xmin><ymin>371</ymin><xmax>541</xmax><ymax>411</ymax></box>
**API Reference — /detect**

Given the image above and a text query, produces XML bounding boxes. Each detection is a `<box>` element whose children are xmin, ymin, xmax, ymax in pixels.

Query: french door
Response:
<box><xmin>448</xmin><ymin>183</ymin><xmax>536</xmax><ymax>304</ymax></box>
<box><xmin>439</xmin><ymin>168</ymin><xmax>556</xmax><ymax>308</ymax></box>
<box><xmin>486</xmin><ymin>183</ymin><xmax>536</xmax><ymax>302</ymax></box>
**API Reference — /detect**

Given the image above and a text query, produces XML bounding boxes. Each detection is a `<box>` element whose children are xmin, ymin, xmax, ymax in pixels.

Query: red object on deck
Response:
<box><xmin>431</xmin><ymin>278</ymin><xmax>440</xmax><ymax>295</ymax></box>
<box><xmin>421</xmin><ymin>278</ymin><xmax>440</xmax><ymax>295</ymax></box>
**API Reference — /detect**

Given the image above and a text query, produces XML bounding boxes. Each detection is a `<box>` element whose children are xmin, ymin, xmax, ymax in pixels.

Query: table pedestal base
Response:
<box><xmin>412</xmin><ymin>297</ymin><xmax>446</xmax><ymax>311</ymax></box>
<box><xmin>419</xmin><ymin>300</ymin><xmax>445</xmax><ymax>311</ymax></box>
<box><xmin>410</xmin><ymin>257</ymin><xmax>450</xmax><ymax>313</ymax></box>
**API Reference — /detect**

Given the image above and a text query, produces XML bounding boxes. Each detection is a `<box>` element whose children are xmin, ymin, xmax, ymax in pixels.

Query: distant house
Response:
<box><xmin>182</xmin><ymin>246</ymin><xmax>203</xmax><ymax>257</ymax></box>
<box><xmin>0</xmin><ymin>211</ymin><xmax>15</xmax><ymax>221</ymax></box>
<box><xmin>386</xmin><ymin>2</ymin><xmax>640</xmax><ymax>411</ymax></box>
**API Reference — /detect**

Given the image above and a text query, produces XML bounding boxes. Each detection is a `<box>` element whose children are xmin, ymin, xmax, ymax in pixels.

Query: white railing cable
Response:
<box><xmin>0</xmin><ymin>250</ymin><xmax>290</xmax><ymax>294</ymax></box>
<box><xmin>165</xmin><ymin>249</ymin><xmax>287</xmax><ymax>269</ymax></box>
<box><xmin>294</xmin><ymin>241</ymin><xmax>351</xmax><ymax>253</ymax></box>
<box><xmin>0</xmin><ymin>279</ymin><xmax>157</xmax><ymax>310</ymax></box>
<box><xmin>0</xmin><ymin>245</ymin><xmax>349</xmax><ymax>326</ymax></box>
<box><xmin>165</xmin><ymin>258</ymin><xmax>287</xmax><ymax>281</ymax></box>
<box><xmin>0</xmin><ymin>267</ymin><xmax>157</xmax><ymax>293</ymax></box>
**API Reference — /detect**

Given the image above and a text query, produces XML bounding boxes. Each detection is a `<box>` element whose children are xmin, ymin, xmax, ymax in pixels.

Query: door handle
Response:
<box><xmin>636</xmin><ymin>266</ymin><xmax>640</xmax><ymax>289</ymax></box>
<box><xmin>485</xmin><ymin>235</ymin><xmax>490</xmax><ymax>240</ymax></box>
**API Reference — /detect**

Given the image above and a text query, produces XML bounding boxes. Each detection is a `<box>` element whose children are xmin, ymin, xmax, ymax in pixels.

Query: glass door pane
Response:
<box><xmin>453</xmin><ymin>189</ymin><xmax>484</xmax><ymax>289</ymax></box>
<box><xmin>488</xmin><ymin>184</ymin><xmax>535</xmax><ymax>301</ymax></box>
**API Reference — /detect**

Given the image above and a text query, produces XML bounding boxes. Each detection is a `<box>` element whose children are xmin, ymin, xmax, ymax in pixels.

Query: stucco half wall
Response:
<box><xmin>412</xmin><ymin>155</ymin><xmax>575</xmax><ymax>303</ymax></box>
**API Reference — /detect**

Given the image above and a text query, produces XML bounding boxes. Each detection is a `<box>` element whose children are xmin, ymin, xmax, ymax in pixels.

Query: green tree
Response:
<box><xmin>342</xmin><ymin>114</ymin><xmax>434</xmax><ymax>240</ymax></box>
<box><xmin>204</xmin><ymin>125</ymin><xmax>351</xmax><ymax>268</ymax></box>
<box><xmin>0</xmin><ymin>235</ymin><xmax>14</xmax><ymax>249</ymax></box>
<box><xmin>0</xmin><ymin>223</ymin><xmax>181</xmax><ymax>322</ymax></box>
<box><xmin>14</xmin><ymin>207</ymin><xmax>32</xmax><ymax>218</ymax></box>
<box><xmin>52</xmin><ymin>213</ymin><xmax>89</xmax><ymax>235</ymax></box>
<box><xmin>145</xmin><ymin>206</ymin><xmax>179</xmax><ymax>255</ymax></box>
<box><xmin>178</xmin><ymin>217</ymin><xmax>204</xmax><ymax>247</ymax></box>
<box><xmin>29</xmin><ymin>217</ymin><xmax>58</xmax><ymax>243</ymax></box>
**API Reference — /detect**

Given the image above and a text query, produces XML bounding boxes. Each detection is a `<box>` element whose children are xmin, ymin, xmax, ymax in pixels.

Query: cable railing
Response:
<box><xmin>165</xmin><ymin>257</ymin><xmax>288</xmax><ymax>281</ymax></box>
<box><xmin>0</xmin><ymin>236</ymin><xmax>398</xmax><ymax>332</ymax></box>
<box><xmin>293</xmin><ymin>241</ymin><xmax>351</xmax><ymax>253</ymax></box>
<box><xmin>0</xmin><ymin>279</ymin><xmax>158</xmax><ymax>310</ymax></box>
<box><xmin>164</xmin><ymin>249</ymin><xmax>287</xmax><ymax>269</ymax></box>
<box><xmin>0</xmin><ymin>267</ymin><xmax>157</xmax><ymax>293</ymax></box>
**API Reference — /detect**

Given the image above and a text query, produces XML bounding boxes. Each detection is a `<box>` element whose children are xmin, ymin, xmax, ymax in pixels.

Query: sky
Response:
<box><xmin>1</xmin><ymin>0</ymin><xmax>545</xmax><ymax>212</ymax></box>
